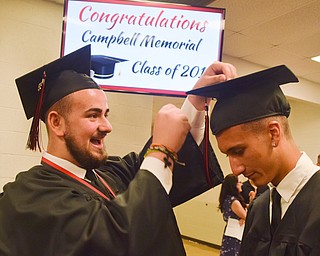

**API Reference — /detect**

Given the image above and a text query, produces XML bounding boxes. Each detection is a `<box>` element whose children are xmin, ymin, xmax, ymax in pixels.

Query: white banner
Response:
<box><xmin>62</xmin><ymin>0</ymin><xmax>225</xmax><ymax>96</ymax></box>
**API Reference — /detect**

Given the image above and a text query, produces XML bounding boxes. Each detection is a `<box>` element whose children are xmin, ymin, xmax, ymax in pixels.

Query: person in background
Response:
<box><xmin>187</xmin><ymin>64</ymin><xmax>320</xmax><ymax>255</ymax></box>
<box><xmin>240</xmin><ymin>179</ymin><xmax>269</xmax><ymax>206</ymax></box>
<box><xmin>218</xmin><ymin>174</ymin><xmax>247</xmax><ymax>256</ymax></box>
<box><xmin>0</xmin><ymin>45</ymin><xmax>236</xmax><ymax>256</ymax></box>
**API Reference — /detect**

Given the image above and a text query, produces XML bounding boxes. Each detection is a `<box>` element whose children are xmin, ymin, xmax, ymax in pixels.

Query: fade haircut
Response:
<box><xmin>45</xmin><ymin>93</ymin><xmax>73</xmax><ymax>125</ymax></box>
<box><xmin>241</xmin><ymin>115</ymin><xmax>291</xmax><ymax>139</ymax></box>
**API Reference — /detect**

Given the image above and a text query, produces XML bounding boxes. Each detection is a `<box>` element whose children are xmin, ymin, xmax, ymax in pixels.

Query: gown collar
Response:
<box><xmin>276</xmin><ymin>152</ymin><xmax>319</xmax><ymax>202</ymax></box>
<box><xmin>42</xmin><ymin>151</ymin><xmax>87</xmax><ymax>179</ymax></box>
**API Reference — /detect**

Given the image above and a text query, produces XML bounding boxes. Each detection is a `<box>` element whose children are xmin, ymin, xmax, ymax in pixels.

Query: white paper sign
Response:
<box><xmin>224</xmin><ymin>217</ymin><xmax>245</xmax><ymax>241</ymax></box>
<box><xmin>62</xmin><ymin>0</ymin><xmax>225</xmax><ymax>96</ymax></box>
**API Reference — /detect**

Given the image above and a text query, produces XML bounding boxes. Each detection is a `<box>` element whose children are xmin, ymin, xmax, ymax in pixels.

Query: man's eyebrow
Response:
<box><xmin>86</xmin><ymin>108</ymin><xmax>103</xmax><ymax>113</ymax></box>
<box><xmin>85</xmin><ymin>108</ymin><xmax>110</xmax><ymax>116</ymax></box>
<box><xmin>225</xmin><ymin>145</ymin><xmax>244</xmax><ymax>155</ymax></box>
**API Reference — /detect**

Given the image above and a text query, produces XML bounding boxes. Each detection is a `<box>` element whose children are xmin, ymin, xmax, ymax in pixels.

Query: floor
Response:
<box><xmin>183</xmin><ymin>238</ymin><xmax>220</xmax><ymax>256</ymax></box>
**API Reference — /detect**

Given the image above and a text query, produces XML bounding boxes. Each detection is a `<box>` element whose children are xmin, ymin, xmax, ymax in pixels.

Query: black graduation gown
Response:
<box><xmin>0</xmin><ymin>134</ymin><xmax>223</xmax><ymax>256</ymax></box>
<box><xmin>240</xmin><ymin>171</ymin><xmax>320</xmax><ymax>256</ymax></box>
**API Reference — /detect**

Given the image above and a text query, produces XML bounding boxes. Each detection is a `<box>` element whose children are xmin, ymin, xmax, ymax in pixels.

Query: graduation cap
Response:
<box><xmin>187</xmin><ymin>65</ymin><xmax>299</xmax><ymax>135</ymax></box>
<box><xmin>15</xmin><ymin>45</ymin><xmax>100</xmax><ymax>151</ymax></box>
<box><xmin>91</xmin><ymin>55</ymin><xmax>128</xmax><ymax>79</ymax></box>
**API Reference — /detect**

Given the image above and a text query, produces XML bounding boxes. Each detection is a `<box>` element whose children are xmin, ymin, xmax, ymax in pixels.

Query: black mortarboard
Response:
<box><xmin>15</xmin><ymin>45</ymin><xmax>100</xmax><ymax>151</ymax></box>
<box><xmin>187</xmin><ymin>65</ymin><xmax>299</xmax><ymax>135</ymax></box>
<box><xmin>91</xmin><ymin>55</ymin><xmax>128</xmax><ymax>79</ymax></box>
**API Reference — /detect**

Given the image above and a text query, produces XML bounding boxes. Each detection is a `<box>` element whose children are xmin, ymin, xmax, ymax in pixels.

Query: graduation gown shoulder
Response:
<box><xmin>240</xmin><ymin>171</ymin><xmax>320</xmax><ymax>256</ymax></box>
<box><xmin>0</xmin><ymin>153</ymin><xmax>185</xmax><ymax>256</ymax></box>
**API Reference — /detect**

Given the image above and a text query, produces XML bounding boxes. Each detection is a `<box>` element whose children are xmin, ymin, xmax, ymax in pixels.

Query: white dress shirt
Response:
<box><xmin>269</xmin><ymin>152</ymin><xmax>319</xmax><ymax>222</ymax></box>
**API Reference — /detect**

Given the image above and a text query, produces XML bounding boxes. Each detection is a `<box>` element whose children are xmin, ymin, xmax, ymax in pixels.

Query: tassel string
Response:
<box><xmin>27</xmin><ymin>71</ymin><xmax>46</xmax><ymax>151</ymax></box>
<box><xmin>204</xmin><ymin>101</ymin><xmax>213</xmax><ymax>187</ymax></box>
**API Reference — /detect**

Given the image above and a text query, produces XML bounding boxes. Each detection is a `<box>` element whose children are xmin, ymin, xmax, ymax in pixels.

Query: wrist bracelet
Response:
<box><xmin>144</xmin><ymin>144</ymin><xmax>185</xmax><ymax>168</ymax></box>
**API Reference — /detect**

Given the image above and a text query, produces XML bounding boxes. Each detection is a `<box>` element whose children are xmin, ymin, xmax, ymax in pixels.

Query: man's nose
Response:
<box><xmin>99</xmin><ymin>117</ymin><xmax>112</xmax><ymax>134</ymax></box>
<box><xmin>229</xmin><ymin>157</ymin><xmax>245</xmax><ymax>176</ymax></box>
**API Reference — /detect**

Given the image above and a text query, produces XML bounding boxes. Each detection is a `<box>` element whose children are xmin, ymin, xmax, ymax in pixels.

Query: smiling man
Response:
<box><xmin>188</xmin><ymin>65</ymin><xmax>320</xmax><ymax>255</ymax></box>
<box><xmin>0</xmin><ymin>45</ymin><xmax>233</xmax><ymax>255</ymax></box>
<box><xmin>50</xmin><ymin>87</ymin><xmax>111</xmax><ymax>170</ymax></box>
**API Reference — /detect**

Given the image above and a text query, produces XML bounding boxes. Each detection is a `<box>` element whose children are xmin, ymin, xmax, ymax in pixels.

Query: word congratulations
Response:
<box><xmin>79</xmin><ymin>6</ymin><xmax>208</xmax><ymax>33</ymax></box>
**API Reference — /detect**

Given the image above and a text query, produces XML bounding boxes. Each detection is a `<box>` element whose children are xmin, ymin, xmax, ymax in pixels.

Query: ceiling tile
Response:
<box><xmin>223</xmin><ymin>32</ymin><xmax>271</xmax><ymax>58</ymax></box>
<box><xmin>239</xmin><ymin>1</ymin><xmax>320</xmax><ymax>45</ymax></box>
<box><xmin>242</xmin><ymin>46</ymin><xmax>304</xmax><ymax>68</ymax></box>
<box><xmin>280</xmin><ymin>33</ymin><xmax>320</xmax><ymax>58</ymax></box>
<box><xmin>211</xmin><ymin>0</ymin><xmax>318</xmax><ymax>32</ymax></box>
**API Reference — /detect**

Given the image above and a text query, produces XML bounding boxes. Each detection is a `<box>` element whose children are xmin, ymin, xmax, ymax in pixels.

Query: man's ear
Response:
<box><xmin>268</xmin><ymin>120</ymin><xmax>281</xmax><ymax>147</ymax></box>
<box><xmin>46</xmin><ymin>111</ymin><xmax>65</xmax><ymax>137</ymax></box>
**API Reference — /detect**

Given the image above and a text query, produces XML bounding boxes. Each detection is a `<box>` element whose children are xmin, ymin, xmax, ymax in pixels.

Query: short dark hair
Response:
<box><xmin>45</xmin><ymin>94</ymin><xmax>73</xmax><ymax>125</ymax></box>
<box><xmin>241</xmin><ymin>116</ymin><xmax>291</xmax><ymax>139</ymax></box>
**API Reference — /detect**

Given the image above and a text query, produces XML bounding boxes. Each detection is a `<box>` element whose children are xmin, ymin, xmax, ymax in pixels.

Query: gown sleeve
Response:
<box><xmin>140</xmin><ymin>133</ymin><xmax>224</xmax><ymax>206</ymax></box>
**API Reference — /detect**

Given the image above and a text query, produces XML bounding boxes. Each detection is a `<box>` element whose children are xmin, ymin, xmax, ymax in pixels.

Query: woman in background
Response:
<box><xmin>218</xmin><ymin>174</ymin><xmax>247</xmax><ymax>256</ymax></box>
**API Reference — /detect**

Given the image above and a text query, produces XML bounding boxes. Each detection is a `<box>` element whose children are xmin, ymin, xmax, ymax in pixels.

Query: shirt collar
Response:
<box><xmin>42</xmin><ymin>151</ymin><xmax>87</xmax><ymax>179</ymax></box>
<box><xmin>277</xmin><ymin>152</ymin><xmax>319</xmax><ymax>202</ymax></box>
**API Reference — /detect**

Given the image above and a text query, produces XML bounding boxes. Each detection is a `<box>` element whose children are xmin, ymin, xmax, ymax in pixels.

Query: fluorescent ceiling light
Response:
<box><xmin>311</xmin><ymin>55</ymin><xmax>320</xmax><ymax>63</ymax></box>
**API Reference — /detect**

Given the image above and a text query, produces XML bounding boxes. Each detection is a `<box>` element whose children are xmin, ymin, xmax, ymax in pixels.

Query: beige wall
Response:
<box><xmin>1</xmin><ymin>0</ymin><xmax>320</xmax><ymax>247</ymax></box>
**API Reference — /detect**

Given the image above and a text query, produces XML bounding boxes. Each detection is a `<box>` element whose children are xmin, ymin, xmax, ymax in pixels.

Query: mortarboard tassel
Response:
<box><xmin>27</xmin><ymin>71</ymin><xmax>46</xmax><ymax>151</ymax></box>
<box><xmin>204</xmin><ymin>101</ymin><xmax>213</xmax><ymax>187</ymax></box>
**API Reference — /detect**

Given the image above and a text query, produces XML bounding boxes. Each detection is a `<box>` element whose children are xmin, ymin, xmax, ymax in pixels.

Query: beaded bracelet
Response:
<box><xmin>144</xmin><ymin>144</ymin><xmax>185</xmax><ymax>168</ymax></box>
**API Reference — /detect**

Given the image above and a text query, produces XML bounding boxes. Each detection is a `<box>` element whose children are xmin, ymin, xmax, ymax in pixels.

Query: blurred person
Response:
<box><xmin>240</xmin><ymin>179</ymin><xmax>269</xmax><ymax>206</ymax></box>
<box><xmin>218</xmin><ymin>174</ymin><xmax>247</xmax><ymax>256</ymax></box>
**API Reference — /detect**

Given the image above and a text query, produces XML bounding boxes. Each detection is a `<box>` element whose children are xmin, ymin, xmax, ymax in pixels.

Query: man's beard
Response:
<box><xmin>65</xmin><ymin>134</ymin><xmax>108</xmax><ymax>170</ymax></box>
